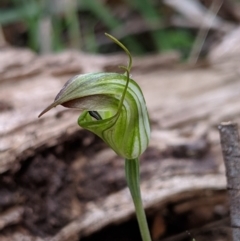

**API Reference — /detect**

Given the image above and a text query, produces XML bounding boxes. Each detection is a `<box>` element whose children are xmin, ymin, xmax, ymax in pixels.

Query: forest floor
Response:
<box><xmin>0</xmin><ymin>47</ymin><xmax>237</xmax><ymax>241</ymax></box>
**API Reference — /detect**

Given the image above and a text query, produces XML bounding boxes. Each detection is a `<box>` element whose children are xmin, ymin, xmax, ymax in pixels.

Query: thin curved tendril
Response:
<box><xmin>105</xmin><ymin>33</ymin><xmax>132</xmax><ymax>71</ymax></box>
<box><xmin>105</xmin><ymin>33</ymin><xmax>132</xmax><ymax>116</ymax></box>
<box><xmin>88</xmin><ymin>34</ymin><xmax>131</xmax><ymax>120</ymax></box>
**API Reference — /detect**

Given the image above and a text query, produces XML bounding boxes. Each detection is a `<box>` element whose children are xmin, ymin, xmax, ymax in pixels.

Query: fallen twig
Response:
<box><xmin>218</xmin><ymin>122</ymin><xmax>240</xmax><ymax>241</ymax></box>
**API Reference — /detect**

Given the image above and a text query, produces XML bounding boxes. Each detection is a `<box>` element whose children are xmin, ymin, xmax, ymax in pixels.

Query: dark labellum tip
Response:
<box><xmin>89</xmin><ymin>111</ymin><xmax>102</xmax><ymax>120</ymax></box>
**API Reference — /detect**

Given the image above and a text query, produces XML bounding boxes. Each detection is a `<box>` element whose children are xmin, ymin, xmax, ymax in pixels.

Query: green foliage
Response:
<box><xmin>158</xmin><ymin>29</ymin><xmax>194</xmax><ymax>57</ymax></box>
<box><xmin>0</xmin><ymin>1</ymin><xmax>39</xmax><ymax>25</ymax></box>
<box><xmin>0</xmin><ymin>0</ymin><xmax>194</xmax><ymax>56</ymax></box>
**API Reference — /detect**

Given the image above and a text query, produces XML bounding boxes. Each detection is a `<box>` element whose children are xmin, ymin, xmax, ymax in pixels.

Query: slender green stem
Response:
<box><xmin>125</xmin><ymin>158</ymin><xmax>152</xmax><ymax>241</ymax></box>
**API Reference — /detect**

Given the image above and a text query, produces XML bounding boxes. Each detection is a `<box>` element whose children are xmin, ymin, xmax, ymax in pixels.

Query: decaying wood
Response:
<box><xmin>218</xmin><ymin>122</ymin><xmax>240</xmax><ymax>241</ymax></box>
<box><xmin>0</xmin><ymin>47</ymin><xmax>237</xmax><ymax>240</ymax></box>
<box><xmin>0</xmin><ymin>206</ymin><xmax>24</xmax><ymax>230</ymax></box>
<box><xmin>50</xmin><ymin>174</ymin><xmax>226</xmax><ymax>241</ymax></box>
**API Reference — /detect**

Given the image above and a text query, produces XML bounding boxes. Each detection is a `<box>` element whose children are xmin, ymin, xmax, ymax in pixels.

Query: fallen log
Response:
<box><xmin>0</xmin><ymin>47</ymin><xmax>234</xmax><ymax>240</ymax></box>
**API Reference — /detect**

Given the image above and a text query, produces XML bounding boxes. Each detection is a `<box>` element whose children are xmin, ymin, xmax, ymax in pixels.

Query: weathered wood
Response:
<box><xmin>0</xmin><ymin>47</ymin><xmax>235</xmax><ymax>240</ymax></box>
<box><xmin>50</xmin><ymin>174</ymin><xmax>226</xmax><ymax>241</ymax></box>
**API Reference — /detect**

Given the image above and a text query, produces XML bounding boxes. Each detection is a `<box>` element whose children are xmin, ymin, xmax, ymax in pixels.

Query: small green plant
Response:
<box><xmin>39</xmin><ymin>33</ymin><xmax>152</xmax><ymax>241</ymax></box>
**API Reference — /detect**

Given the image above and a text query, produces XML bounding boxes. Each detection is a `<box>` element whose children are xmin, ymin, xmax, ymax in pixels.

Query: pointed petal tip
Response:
<box><xmin>38</xmin><ymin>111</ymin><xmax>45</xmax><ymax>118</ymax></box>
<box><xmin>38</xmin><ymin>102</ymin><xmax>58</xmax><ymax>118</ymax></box>
<box><xmin>38</xmin><ymin>108</ymin><xmax>49</xmax><ymax>118</ymax></box>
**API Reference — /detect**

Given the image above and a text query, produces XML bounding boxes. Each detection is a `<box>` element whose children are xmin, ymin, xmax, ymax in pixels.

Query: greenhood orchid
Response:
<box><xmin>39</xmin><ymin>34</ymin><xmax>150</xmax><ymax>160</ymax></box>
<box><xmin>39</xmin><ymin>34</ymin><xmax>152</xmax><ymax>241</ymax></box>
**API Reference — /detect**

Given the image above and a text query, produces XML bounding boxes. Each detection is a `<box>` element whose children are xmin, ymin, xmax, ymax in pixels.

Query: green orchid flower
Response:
<box><xmin>39</xmin><ymin>34</ymin><xmax>152</xmax><ymax>241</ymax></box>
<box><xmin>39</xmin><ymin>35</ymin><xmax>150</xmax><ymax>160</ymax></box>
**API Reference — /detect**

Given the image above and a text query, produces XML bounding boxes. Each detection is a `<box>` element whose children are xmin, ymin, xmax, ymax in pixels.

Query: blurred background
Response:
<box><xmin>2</xmin><ymin>0</ymin><xmax>239</xmax><ymax>58</ymax></box>
<box><xmin>1</xmin><ymin>0</ymin><xmax>240</xmax><ymax>241</ymax></box>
